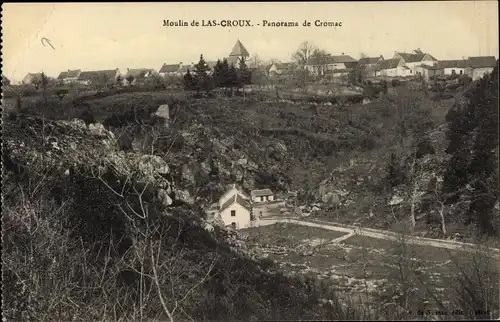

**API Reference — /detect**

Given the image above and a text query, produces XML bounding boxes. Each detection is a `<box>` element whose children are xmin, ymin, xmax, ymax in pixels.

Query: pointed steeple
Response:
<box><xmin>229</xmin><ymin>39</ymin><xmax>250</xmax><ymax>57</ymax></box>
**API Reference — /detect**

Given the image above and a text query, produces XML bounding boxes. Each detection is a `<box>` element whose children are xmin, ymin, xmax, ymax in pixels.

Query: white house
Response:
<box><xmin>219</xmin><ymin>194</ymin><xmax>252</xmax><ymax>229</ymax></box>
<box><xmin>268</xmin><ymin>62</ymin><xmax>295</xmax><ymax>76</ymax></box>
<box><xmin>219</xmin><ymin>184</ymin><xmax>251</xmax><ymax>208</ymax></box>
<box><xmin>393</xmin><ymin>49</ymin><xmax>438</xmax><ymax>75</ymax></box>
<box><xmin>378</xmin><ymin>58</ymin><xmax>411</xmax><ymax>77</ymax></box>
<box><xmin>251</xmin><ymin>189</ymin><xmax>275</xmax><ymax>203</ymax></box>
<box><xmin>438</xmin><ymin>60</ymin><xmax>468</xmax><ymax>76</ymax></box>
<box><xmin>159</xmin><ymin>63</ymin><xmax>182</xmax><ymax>77</ymax></box>
<box><xmin>57</xmin><ymin>69</ymin><xmax>82</xmax><ymax>84</ymax></box>
<box><xmin>466</xmin><ymin>56</ymin><xmax>497</xmax><ymax>81</ymax></box>
<box><xmin>305</xmin><ymin>54</ymin><xmax>358</xmax><ymax>76</ymax></box>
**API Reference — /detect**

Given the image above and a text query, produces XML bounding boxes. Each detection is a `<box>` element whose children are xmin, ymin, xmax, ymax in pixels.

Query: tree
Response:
<box><xmin>292</xmin><ymin>41</ymin><xmax>318</xmax><ymax>66</ymax></box>
<box><xmin>237</xmin><ymin>57</ymin><xmax>252</xmax><ymax>86</ymax></box>
<box><xmin>442</xmin><ymin>63</ymin><xmax>499</xmax><ymax>235</ymax></box>
<box><xmin>40</xmin><ymin>72</ymin><xmax>49</xmax><ymax>91</ymax></box>
<box><xmin>212</xmin><ymin>59</ymin><xmax>228</xmax><ymax>88</ymax></box>
<box><xmin>183</xmin><ymin>69</ymin><xmax>195</xmax><ymax>90</ymax></box>
<box><xmin>348</xmin><ymin>64</ymin><xmax>368</xmax><ymax>86</ymax></box>
<box><xmin>226</xmin><ymin>64</ymin><xmax>239</xmax><ymax>94</ymax></box>
<box><xmin>126</xmin><ymin>75</ymin><xmax>135</xmax><ymax>86</ymax></box>
<box><xmin>193</xmin><ymin>54</ymin><xmax>211</xmax><ymax>93</ymax></box>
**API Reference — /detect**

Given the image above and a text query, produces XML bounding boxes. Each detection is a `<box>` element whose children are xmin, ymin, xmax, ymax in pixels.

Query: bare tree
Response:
<box><xmin>292</xmin><ymin>41</ymin><xmax>318</xmax><ymax>66</ymax></box>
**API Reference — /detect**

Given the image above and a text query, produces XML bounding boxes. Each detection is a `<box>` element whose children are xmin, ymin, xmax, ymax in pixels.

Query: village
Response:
<box><xmin>5</xmin><ymin>39</ymin><xmax>497</xmax><ymax>89</ymax></box>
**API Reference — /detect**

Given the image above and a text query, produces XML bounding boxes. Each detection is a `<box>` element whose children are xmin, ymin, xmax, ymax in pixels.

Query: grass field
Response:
<box><xmin>241</xmin><ymin>223</ymin><xmax>348</xmax><ymax>247</ymax></box>
<box><xmin>241</xmin><ymin>223</ymin><xmax>499</xmax><ymax>318</ymax></box>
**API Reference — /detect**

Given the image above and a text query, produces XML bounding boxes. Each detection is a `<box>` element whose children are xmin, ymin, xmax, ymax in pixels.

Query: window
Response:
<box><xmin>231</xmin><ymin>210</ymin><xmax>236</xmax><ymax>217</ymax></box>
<box><xmin>460</xmin><ymin>70</ymin><xmax>463</xmax><ymax>75</ymax></box>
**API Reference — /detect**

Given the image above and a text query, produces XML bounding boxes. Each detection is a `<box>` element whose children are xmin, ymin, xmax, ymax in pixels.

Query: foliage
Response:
<box><xmin>183</xmin><ymin>69</ymin><xmax>196</xmax><ymax>91</ymax></box>
<box><xmin>442</xmin><ymin>62</ymin><xmax>499</xmax><ymax>235</ymax></box>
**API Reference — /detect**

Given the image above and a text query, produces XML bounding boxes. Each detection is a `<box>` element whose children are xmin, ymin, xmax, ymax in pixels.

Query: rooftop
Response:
<box><xmin>251</xmin><ymin>189</ymin><xmax>274</xmax><ymax>197</ymax></box>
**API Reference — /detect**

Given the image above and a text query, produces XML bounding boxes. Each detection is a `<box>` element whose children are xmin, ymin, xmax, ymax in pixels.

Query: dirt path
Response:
<box><xmin>254</xmin><ymin>217</ymin><xmax>500</xmax><ymax>257</ymax></box>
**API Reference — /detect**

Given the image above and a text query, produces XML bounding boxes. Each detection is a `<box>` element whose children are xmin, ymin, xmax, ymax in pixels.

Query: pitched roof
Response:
<box><xmin>359</xmin><ymin>56</ymin><xmax>384</xmax><ymax>65</ymax></box>
<box><xmin>220</xmin><ymin>194</ymin><xmax>252</xmax><ymax>212</ymax></box>
<box><xmin>306</xmin><ymin>55</ymin><xmax>357</xmax><ymax>65</ymax></box>
<box><xmin>159</xmin><ymin>64</ymin><xmax>181</xmax><ymax>73</ymax></box>
<box><xmin>467</xmin><ymin>56</ymin><xmax>497</xmax><ymax>69</ymax></box>
<box><xmin>396</xmin><ymin>52</ymin><xmax>426</xmax><ymax>63</ymax></box>
<box><xmin>438</xmin><ymin>60</ymin><xmax>468</xmax><ymax>69</ymax></box>
<box><xmin>220</xmin><ymin>184</ymin><xmax>250</xmax><ymax>202</ymax></box>
<box><xmin>420</xmin><ymin>64</ymin><xmax>442</xmax><ymax>70</ymax></box>
<box><xmin>24</xmin><ymin>72</ymin><xmax>42</xmax><ymax>80</ymax></box>
<box><xmin>57</xmin><ymin>69</ymin><xmax>81</xmax><ymax>80</ymax></box>
<box><xmin>379</xmin><ymin>58</ymin><xmax>402</xmax><ymax>70</ymax></box>
<box><xmin>251</xmin><ymin>189</ymin><xmax>274</xmax><ymax>197</ymax></box>
<box><xmin>78</xmin><ymin>69</ymin><xmax>119</xmax><ymax>81</ymax></box>
<box><xmin>125</xmin><ymin>68</ymin><xmax>155</xmax><ymax>79</ymax></box>
<box><xmin>178</xmin><ymin>65</ymin><xmax>193</xmax><ymax>73</ymax></box>
<box><xmin>396</xmin><ymin>52</ymin><xmax>438</xmax><ymax>63</ymax></box>
<box><xmin>229</xmin><ymin>40</ymin><xmax>250</xmax><ymax>57</ymax></box>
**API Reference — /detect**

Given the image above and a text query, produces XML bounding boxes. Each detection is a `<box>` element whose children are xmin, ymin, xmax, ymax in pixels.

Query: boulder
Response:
<box><xmin>157</xmin><ymin>188</ymin><xmax>173</xmax><ymax>207</ymax></box>
<box><xmin>181</xmin><ymin>164</ymin><xmax>196</xmax><ymax>184</ymax></box>
<box><xmin>322</xmin><ymin>192</ymin><xmax>340</xmax><ymax>204</ymax></box>
<box><xmin>138</xmin><ymin>154</ymin><xmax>170</xmax><ymax>178</ymax></box>
<box><xmin>388</xmin><ymin>195</ymin><xmax>403</xmax><ymax>206</ymax></box>
<box><xmin>155</xmin><ymin>104</ymin><xmax>170</xmax><ymax>121</ymax></box>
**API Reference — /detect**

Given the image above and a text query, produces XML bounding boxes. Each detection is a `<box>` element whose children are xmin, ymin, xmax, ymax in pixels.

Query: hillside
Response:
<box><xmin>3</xmin><ymin>114</ymin><xmax>355</xmax><ymax>321</ymax></box>
<box><xmin>3</xmin><ymin>70</ymin><xmax>498</xmax><ymax>320</ymax></box>
<box><xmin>9</xmin><ymin>78</ymin><xmax>495</xmax><ymax>240</ymax></box>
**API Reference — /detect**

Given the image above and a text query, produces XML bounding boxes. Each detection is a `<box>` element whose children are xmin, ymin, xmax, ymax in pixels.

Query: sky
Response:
<box><xmin>2</xmin><ymin>1</ymin><xmax>499</xmax><ymax>82</ymax></box>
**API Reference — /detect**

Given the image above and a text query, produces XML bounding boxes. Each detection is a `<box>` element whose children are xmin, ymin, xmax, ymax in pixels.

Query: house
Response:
<box><xmin>358</xmin><ymin>56</ymin><xmax>384</xmax><ymax>77</ymax></box>
<box><xmin>465</xmin><ymin>56</ymin><xmax>497</xmax><ymax>81</ymax></box>
<box><xmin>218</xmin><ymin>184</ymin><xmax>250</xmax><ymax>209</ymax></box>
<box><xmin>159</xmin><ymin>63</ymin><xmax>182</xmax><ymax>77</ymax></box>
<box><xmin>304</xmin><ymin>54</ymin><xmax>358</xmax><ymax>77</ymax></box>
<box><xmin>268</xmin><ymin>62</ymin><xmax>295</xmax><ymax>76</ymax></box>
<box><xmin>438</xmin><ymin>60</ymin><xmax>468</xmax><ymax>76</ymax></box>
<box><xmin>378</xmin><ymin>58</ymin><xmax>411</xmax><ymax>77</ymax></box>
<box><xmin>419</xmin><ymin>64</ymin><xmax>444</xmax><ymax>81</ymax></box>
<box><xmin>124</xmin><ymin>68</ymin><xmax>157</xmax><ymax>85</ymax></box>
<box><xmin>251</xmin><ymin>189</ymin><xmax>275</xmax><ymax>203</ymax></box>
<box><xmin>393</xmin><ymin>49</ymin><xmax>438</xmax><ymax>75</ymax></box>
<box><xmin>22</xmin><ymin>72</ymin><xmax>43</xmax><ymax>85</ymax></box>
<box><xmin>57</xmin><ymin>69</ymin><xmax>81</xmax><ymax>84</ymax></box>
<box><xmin>219</xmin><ymin>194</ymin><xmax>252</xmax><ymax>229</ymax></box>
<box><xmin>77</xmin><ymin>69</ymin><xmax>121</xmax><ymax>86</ymax></box>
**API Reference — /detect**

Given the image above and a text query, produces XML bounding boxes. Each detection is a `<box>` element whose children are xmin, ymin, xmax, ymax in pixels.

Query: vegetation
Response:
<box><xmin>2</xmin><ymin>53</ymin><xmax>498</xmax><ymax>321</ymax></box>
